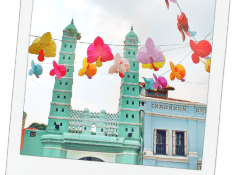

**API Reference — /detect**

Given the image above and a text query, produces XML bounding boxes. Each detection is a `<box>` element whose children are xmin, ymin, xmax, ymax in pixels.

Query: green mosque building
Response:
<box><xmin>21</xmin><ymin>19</ymin><xmax>143</xmax><ymax>165</ymax></box>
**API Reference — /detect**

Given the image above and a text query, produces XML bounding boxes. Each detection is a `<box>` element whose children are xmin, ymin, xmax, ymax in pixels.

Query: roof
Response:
<box><xmin>64</xmin><ymin>19</ymin><xmax>77</xmax><ymax>31</ymax></box>
<box><xmin>126</xmin><ymin>26</ymin><xmax>138</xmax><ymax>39</ymax></box>
<box><xmin>25</xmin><ymin>127</ymin><xmax>38</xmax><ymax>130</ymax></box>
<box><xmin>139</xmin><ymin>82</ymin><xmax>175</xmax><ymax>91</ymax></box>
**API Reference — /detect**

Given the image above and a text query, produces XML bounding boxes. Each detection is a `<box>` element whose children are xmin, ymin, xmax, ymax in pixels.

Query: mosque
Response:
<box><xmin>21</xmin><ymin>19</ymin><xmax>206</xmax><ymax>170</ymax></box>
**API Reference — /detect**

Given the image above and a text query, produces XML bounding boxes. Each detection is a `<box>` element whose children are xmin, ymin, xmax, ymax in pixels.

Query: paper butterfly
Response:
<box><xmin>28</xmin><ymin>32</ymin><xmax>56</xmax><ymax>62</ymax></box>
<box><xmin>200</xmin><ymin>58</ymin><xmax>211</xmax><ymax>73</ymax></box>
<box><xmin>87</xmin><ymin>36</ymin><xmax>114</xmax><ymax>67</ymax></box>
<box><xmin>190</xmin><ymin>40</ymin><xmax>212</xmax><ymax>64</ymax></box>
<box><xmin>165</xmin><ymin>0</ymin><xmax>177</xmax><ymax>9</ymax></box>
<box><xmin>137</xmin><ymin>38</ymin><xmax>165</xmax><ymax>71</ymax></box>
<box><xmin>177</xmin><ymin>13</ymin><xmax>197</xmax><ymax>42</ymax></box>
<box><xmin>28</xmin><ymin>60</ymin><xmax>43</xmax><ymax>78</ymax></box>
<box><xmin>108</xmin><ymin>53</ymin><xmax>130</xmax><ymax>78</ymax></box>
<box><xmin>170</xmin><ymin>61</ymin><xmax>186</xmax><ymax>82</ymax></box>
<box><xmin>49</xmin><ymin>61</ymin><xmax>66</xmax><ymax>79</ymax></box>
<box><xmin>78</xmin><ymin>58</ymin><xmax>97</xmax><ymax>79</ymax></box>
<box><xmin>143</xmin><ymin>77</ymin><xmax>155</xmax><ymax>91</ymax></box>
<box><xmin>153</xmin><ymin>73</ymin><xmax>168</xmax><ymax>90</ymax></box>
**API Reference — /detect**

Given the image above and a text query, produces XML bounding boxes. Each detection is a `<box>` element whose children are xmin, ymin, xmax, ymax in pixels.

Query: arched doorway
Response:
<box><xmin>79</xmin><ymin>157</ymin><xmax>104</xmax><ymax>162</ymax></box>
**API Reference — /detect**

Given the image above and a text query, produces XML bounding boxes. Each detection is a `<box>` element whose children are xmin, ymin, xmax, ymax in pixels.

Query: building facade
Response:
<box><xmin>139</xmin><ymin>84</ymin><xmax>206</xmax><ymax>170</ymax></box>
<box><xmin>21</xmin><ymin>20</ymin><xmax>206</xmax><ymax>169</ymax></box>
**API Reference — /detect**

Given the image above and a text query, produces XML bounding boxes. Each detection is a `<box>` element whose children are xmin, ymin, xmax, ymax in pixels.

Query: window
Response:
<box><xmin>133</xmin><ymin>75</ymin><xmax>135</xmax><ymax>79</ymax></box>
<box><xmin>30</xmin><ymin>132</ymin><xmax>36</xmax><ymax>137</ymax></box>
<box><xmin>57</xmin><ymin>95</ymin><xmax>60</xmax><ymax>98</ymax></box>
<box><xmin>131</xmin><ymin>128</ymin><xmax>134</xmax><ymax>132</ymax></box>
<box><xmin>56</xmin><ymin>108</ymin><xmax>58</xmax><ymax>112</ymax></box>
<box><xmin>132</xmin><ymin>87</ymin><xmax>135</xmax><ymax>91</ymax></box>
<box><xmin>67</xmin><ymin>69</ymin><xmax>69</xmax><ymax>72</ymax></box>
<box><xmin>65</xmin><ymin>44</ymin><xmax>67</xmax><ymax>48</ymax></box>
<box><xmin>132</xmin><ymin>101</ymin><xmax>134</xmax><ymax>105</ymax></box>
<box><xmin>63</xmin><ymin>56</ymin><xmax>65</xmax><ymax>59</ymax></box>
<box><xmin>59</xmin><ymin>82</ymin><xmax>62</xmax><ymax>85</ymax></box>
<box><xmin>64</xmin><ymin>96</ymin><xmax>66</xmax><ymax>99</ymax></box>
<box><xmin>133</xmin><ymin>52</ymin><xmax>135</xmax><ymax>55</ymax></box>
<box><xmin>126</xmin><ymin>101</ymin><xmax>129</xmax><ymax>104</ymax></box>
<box><xmin>128</xmin><ymin>51</ymin><xmax>130</xmax><ymax>55</ymax></box>
<box><xmin>197</xmin><ymin>160</ymin><xmax>202</xmax><ymax>170</ymax></box>
<box><xmin>127</xmin><ymin>75</ymin><xmax>130</xmax><ymax>78</ymax></box>
<box><xmin>127</xmin><ymin>87</ymin><xmax>129</xmax><ymax>91</ymax></box>
<box><xmin>173</xmin><ymin>131</ymin><xmax>187</xmax><ymax>156</ymax></box>
<box><xmin>62</xmin><ymin>109</ymin><xmax>64</xmax><ymax>112</ymax></box>
<box><xmin>101</xmin><ymin>128</ymin><xmax>103</xmax><ymax>132</ymax></box>
<box><xmin>126</xmin><ymin>114</ymin><xmax>128</xmax><ymax>118</ymax></box>
<box><xmin>147</xmin><ymin>90</ymin><xmax>156</xmax><ymax>97</ymax></box>
<box><xmin>65</xmin><ymin>82</ymin><xmax>68</xmax><ymax>85</ymax></box>
<box><xmin>91</xmin><ymin>124</ymin><xmax>96</xmax><ymax>133</ymax></box>
<box><xmin>70</xmin><ymin>45</ymin><xmax>72</xmax><ymax>48</ymax></box>
<box><xmin>68</xmin><ymin>57</ymin><xmax>71</xmax><ymax>60</ymax></box>
<box><xmin>132</xmin><ymin>114</ymin><xmax>134</xmax><ymax>119</ymax></box>
<box><xmin>133</xmin><ymin>63</ymin><xmax>135</xmax><ymax>67</ymax></box>
<box><xmin>158</xmin><ymin>92</ymin><xmax>166</xmax><ymax>98</ymax></box>
<box><xmin>125</xmin><ymin>128</ymin><xmax>128</xmax><ymax>132</ymax></box>
<box><xmin>84</xmin><ymin>127</ymin><xmax>86</xmax><ymax>130</ymax></box>
<box><xmin>60</xmin><ymin>123</ymin><xmax>62</xmax><ymax>126</ymax></box>
<box><xmin>154</xmin><ymin>129</ymin><xmax>169</xmax><ymax>155</ymax></box>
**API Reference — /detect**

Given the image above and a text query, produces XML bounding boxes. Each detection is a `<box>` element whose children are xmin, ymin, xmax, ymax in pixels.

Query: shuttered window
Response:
<box><xmin>173</xmin><ymin>130</ymin><xmax>187</xmax><ymax>156</ymax></box>
<box><xmin>154</xmin><ymin>129</ymin><xmax>169</xmax><ymax>155</ymax></box>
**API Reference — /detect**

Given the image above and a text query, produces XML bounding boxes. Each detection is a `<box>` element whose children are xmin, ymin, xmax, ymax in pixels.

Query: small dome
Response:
<box><xmin>64</xmin><ymin>19</ymin><xmax>77</xmax><ymax>31</ymax></box>
<box><xmin>126</xmin><ymin>26</ymin><xmax>138</xmax><ymax>39</ymax></box>
<box><xmin>83</xmin><ymin>108</ymin><xmax>89</xmax><ymax>113</ymax></box>
<box><xmin>100</xmin><ymin>109</ymin><xmax>106</xmax><ymax>114</ymax></box>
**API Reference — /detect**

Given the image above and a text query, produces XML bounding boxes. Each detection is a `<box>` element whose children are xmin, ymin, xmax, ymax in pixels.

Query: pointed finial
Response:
<box><xmin>71</xmin><ymin>18</ymin><xmax>74</xmax><ymax>24</ymax></box>
<box><xmin>131</xmin><ymin>25</ymin><xmax>133</xmax><ymax>31</ymax></box>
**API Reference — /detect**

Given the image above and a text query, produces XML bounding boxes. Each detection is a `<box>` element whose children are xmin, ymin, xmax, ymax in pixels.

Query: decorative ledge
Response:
<box><xmin>59</xmin><ymin>52</ymin><xmax>75</xmax><ymax>55</ymax></box>
<box><xmin>145</xmin><ymin>112</ymin><xmax>206</xmax><ymax>121</ymax></box>
<box><xmin>53</xmin><ymin>89</ymin><xmax>72</xmax><ymax>93</ymax></box>
<box><xmin>140</xmin><ymin>96</ymin><xmax>207</xmax><ymax>107</ymax></box>
<box><xmin>51</xmin><ymin>102</ymin><xmax>71</xmax><ymax>106</ymax></box>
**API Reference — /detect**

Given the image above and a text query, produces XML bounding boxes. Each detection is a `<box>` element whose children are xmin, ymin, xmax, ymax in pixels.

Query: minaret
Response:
<box><xmin>46</xmin><ymin>19</ymin><xmax>78</xmax><ymax>133</ymax></box>
<box><xmin>118</xmin><ymin>26</ymin><xmax>140</xmax><ymax>139</ymax></box>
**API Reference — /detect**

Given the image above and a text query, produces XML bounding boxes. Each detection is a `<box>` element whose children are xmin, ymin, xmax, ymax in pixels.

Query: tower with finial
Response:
<box><xmin>46</xmin><ymin>19</ymin><xmax>79</xmax><ymax>133</ymax></box>
<box><xmin>118</xmin><ymin>26</ymin><xmax>140</xmax><ymax>139</ymax></box>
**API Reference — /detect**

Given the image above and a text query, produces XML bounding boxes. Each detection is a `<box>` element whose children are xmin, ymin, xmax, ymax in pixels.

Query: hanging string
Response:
<box><xmin>30</xmin><ymin>35</ymin><xmax>191</xmax><ymax>47</ymax></box>
<box><xmin>204</xmin><ymin>30</ymin><xmax>213</xmax><ymax>40</ymax></box>
<box><xmin>28</xmin><ymin>77</ymin><xmax>52</xmax><ymax>94</ymax></box>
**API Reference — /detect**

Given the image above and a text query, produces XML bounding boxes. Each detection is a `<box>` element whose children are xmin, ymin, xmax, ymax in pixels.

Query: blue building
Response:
<box><xmin>139</xmin><ymin>81</ymin><xmax>206</xmax><ymax>170</ymax></box>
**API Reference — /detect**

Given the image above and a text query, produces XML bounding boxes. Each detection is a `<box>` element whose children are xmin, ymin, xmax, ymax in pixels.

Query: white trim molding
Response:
<box><xmin>145</xmin><ymin>112</ymin><xmax>206</xmax><ymax>121</ymax></box>
<box><xmin>44</xmin><ymin>147</ymin><xmax>138</xmax><ymax>156</ymax></box>
<box><xmin>59</xmin><ymin>52</ymin><xmax>75</xmax><ymax>55</ymax></box>
<box><xmin>58</xmin><ymin>64</ymin><xmax>74</xmax><ymax>67</ymax></box>
<box><xmin>118</xmin><ymin>108</ymin><xmax>140</xmax><ymax>113</ymax></box>
<box><xmin>188</xmin><ymin>152</ymin><xmax>199</xmax><ymax>157</ymax></box>
<box><xmin>51</xmin><ymin>102</ymin><xmax>71</xmax><ymax>106</ymax></box>
<box><xmin>53</xmin><ymin>89</ymin><xmax>72</xmax><ymax>93</ymax></box>
<box><xmin>140</xmin><ymin>96</ymin><xmax>207</xmax><ymax>107</ymax></box>
<box><xmin>124</xmin><ymin>47</ymin><xmax>138</xmax><ymax>51</ymax></box>
<box><xmin>120</xmin><ymin>82</ymin><xmax>139</xmax><ymax>89</ymax></box>
<box><xmin>128</xmin><ymin>71</ymin><xmax>139</xmax><ymax>74</ymax></box>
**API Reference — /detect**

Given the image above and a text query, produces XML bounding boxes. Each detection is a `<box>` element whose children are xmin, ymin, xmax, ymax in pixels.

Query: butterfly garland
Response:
<box><xmin>28</xmin><ymin>60</ymin><xmax>43</xmax><ymax>78</ymax></box>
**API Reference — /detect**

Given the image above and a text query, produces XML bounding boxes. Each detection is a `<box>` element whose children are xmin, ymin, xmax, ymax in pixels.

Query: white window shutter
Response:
<box><xmin>173</xmin><ymin>130</ymin><xmax>176</xmax><ymax>156</ymax></box>
<box><xmin>184</xmin><ymin>131</ymin><xmax>187</xmax><ymax>156</ymax></box>
<box><xmin>153</xmin><ymin>129</ymin><xmax>157</xmax><ymax>154</ymax></box>
<box><xmin>166</xmin><ymin>130</ymin><xmax>169</xmax><ymax>155</ymax></box>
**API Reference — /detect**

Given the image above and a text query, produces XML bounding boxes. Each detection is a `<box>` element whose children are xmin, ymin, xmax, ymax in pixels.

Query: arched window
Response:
<box><xmin>91</xmin><ymin>124</ymin><xmax>96</xmax><ymax>133</ymax></box>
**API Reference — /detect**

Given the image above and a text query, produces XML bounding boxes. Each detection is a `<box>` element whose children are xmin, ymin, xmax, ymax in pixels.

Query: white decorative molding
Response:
<box><xmin>145</xmin><ymin>112</ymin><xmax>206</xmax><ymax>121</ymax></box>
<box><xmin>51</xmin><ymin>102</ymin><xmax>71</xmax><ymax>106</ymax></box>
<box><xmin>118</xmin><ymin>108</ymin><xmax>140</xmax><ymax>113</ymax></box>
<box><xmin>59</xmin><ymin>52</ymin><xmax>75</xmax><ymax>55</ymax></box>
<box><xmin>124</xmin><ymin>47</ymin><xmax>138</xmax><ymax>51</ymax></box>
<box><xmin>126</xmin><ymin>37</ymin><xmax>139</xmax><ymax>40</ymax></box>
<box><xmin>60</xmin><ymin>77</ymin><xmax>73</xmax><ymax>80</ymax></box>
<box><xmin>120</xmin><ymin>82</ymin><xmax>139</xmax><ymax>89</ymax></box>
<box><xmin>53</xmin><ymin>89</ymin><xmax>72</xmax><ymax>93</ymax></box>
<box><xmin>49</xmin><ymin>116</ymin><xmax>69</xmax><ymax>120</ymax></box>
<box><xmin>44</xmin><ymin>147</ymin><xmax>138</xmax><ymax>156</ymax></box>
<box><xmin>188</xmin><ymin>152</ymin><xmax>199</xmax><ymax>157</ymax></box>
<box><xmin>126</xmin><ymin>59</ymin><xmax>139</xmax><ymax>62</ymax></box>
<box><xmin>140</xmin><ymin>96</ymin><xmax>207</xmax><ymax>107</ymax></box>
<box><xmin>128</xmin><ymin>71</ymin><xmax>139</xmax><ymax>74</ymax></box>
<box><xmin>58</xmin><ymin>64</ymin><xmax>74</xmax><ymax>67</ymax></box>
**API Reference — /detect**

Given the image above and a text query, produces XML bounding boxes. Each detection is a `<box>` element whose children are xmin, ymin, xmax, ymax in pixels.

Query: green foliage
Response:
<box><xmin>77</xmin><ymin>32</ymin><xmax>82</xmax><ymax>40</ymax></box>
<box><xmin>29</xmin><ymin>122</ymin><xmax>47</xmax><ymax>130</ymax></box>
<box><xmin>68</xmin><ymin>28</ymin><xmax>75</xmax><ymax>37</ymax></box>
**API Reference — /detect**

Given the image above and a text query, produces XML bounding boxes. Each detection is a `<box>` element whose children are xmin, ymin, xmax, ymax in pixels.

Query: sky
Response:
<box><xmin>23</xmin><ymin>0</ymin><xmax>216</xmax><ymax>128</ymax></box>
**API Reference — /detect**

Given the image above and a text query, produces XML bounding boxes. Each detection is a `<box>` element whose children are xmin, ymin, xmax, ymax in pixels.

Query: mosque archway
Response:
<box><xmin>79</xmin><ymin>157</ymin><xmax>104</xmax><ymax>162</ymax></box>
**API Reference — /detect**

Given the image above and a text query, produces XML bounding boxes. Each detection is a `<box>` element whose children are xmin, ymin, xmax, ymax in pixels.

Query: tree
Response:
<box><xmin>29</xmin><ymin>122</ymin><xmax>47</xmax><ymax>130</ymax></box>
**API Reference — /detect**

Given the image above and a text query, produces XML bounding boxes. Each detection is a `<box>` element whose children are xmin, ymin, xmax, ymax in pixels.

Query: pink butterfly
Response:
<box><xmin>165</xmin><ymin>0</ymin><xmax>177</xmax><ymax>9</ymax></box>
<box><xmin>108</xmin><ymin>53</ymin><xmax>130</xmax><ymax>78</ymax></box>
<box><xmin>137</xmin><ymin>38</ymin><xmax>164</xmax><ymax>64</ymax></box>
<box><xmin>153</xmin><ymin>73</ymin><xmax>168</xmax><ymax>90</ymax></box>
<box><xmin>87</xmin><ymin>36</ymin><xmax>114</xmax><ymax>67</ymax></box>
<box><xmin>49</xmin><ymin>61</ymin><xmax>66</xmax><ymax>79</ymax></box>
